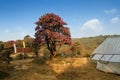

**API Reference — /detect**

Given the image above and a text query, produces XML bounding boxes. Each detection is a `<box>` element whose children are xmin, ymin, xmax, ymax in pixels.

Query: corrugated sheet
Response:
<box><xmin>92</xmin><ymin>37</ymin><xmax>120</xmax><ymax>62</ymax></box>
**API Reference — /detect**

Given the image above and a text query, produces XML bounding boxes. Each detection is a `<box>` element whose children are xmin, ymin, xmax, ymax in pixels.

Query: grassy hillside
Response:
<box><xmin>71</xmin><ymin>35</ymin><xmax>120</xmax><ymax>57</ymax></box>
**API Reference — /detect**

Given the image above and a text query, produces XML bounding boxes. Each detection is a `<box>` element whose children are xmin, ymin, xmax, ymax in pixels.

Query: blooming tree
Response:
<box><xmin>35</xmin><ymin>13</ymin><xmax>71</xmax><ymax>58</ymax></box>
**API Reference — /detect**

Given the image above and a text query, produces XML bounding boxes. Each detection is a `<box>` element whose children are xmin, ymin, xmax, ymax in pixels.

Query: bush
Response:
<box><xmin>32</xmin><ymin>57</ymin><xmax>47</xmax><ymax>65</ymax></box>
<box><xmin>82</xmin><ymin>53</ymin><xmax>90</xmax><ymax>57</ymax></box>
<box><xmin>0</xmin><ymin>71</ymin><xmax>9</xmax><ymax>79</ymax></box>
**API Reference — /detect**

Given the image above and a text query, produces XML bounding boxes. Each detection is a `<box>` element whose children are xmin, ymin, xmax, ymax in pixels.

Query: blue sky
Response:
<box><xmin>0</xmin><ymin>0</ymin><xmax>120</xmax><ymax>41</ymax></box>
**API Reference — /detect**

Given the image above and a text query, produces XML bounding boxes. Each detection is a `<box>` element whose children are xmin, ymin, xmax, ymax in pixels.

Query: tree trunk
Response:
<box><xmin>35</xmin><ymin>51</ymin><xmax>39</xmax><ymax>59</ymax></box>
<box><xmin>50</xmin><ymin>50</ymin><xmax>57</xmax><ymax>59</ymax></box>
<box><xmin>46</xmin><ymin>40</ymin><xmax>57</xmax><ymax>59</ymax></box>
<box><xmin>6</xmin><ymin>52</ymin><xmax>11</xmax><ymax>64</ymax></box>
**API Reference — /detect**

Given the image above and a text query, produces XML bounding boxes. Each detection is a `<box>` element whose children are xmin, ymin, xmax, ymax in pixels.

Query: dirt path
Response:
<box><xmin>11</xmin><ymin>59</ymin><xmax>34</xmax><ymax>65</ymax></box>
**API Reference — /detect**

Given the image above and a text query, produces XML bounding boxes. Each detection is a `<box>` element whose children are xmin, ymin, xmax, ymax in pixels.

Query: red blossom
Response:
<box><xmin>34</xmin><ymin>13</ymin><xmax>72</xmax><ymax>56</ymax></box>
<box><xmin>4</xmin><ymin>40</ymin><xmax>15</xmax><ymax>48</ymax></box>
<box><xmin>17</xmin><ymin>47</ymin><xmax>30</xmax><ymax>53</ymax></box>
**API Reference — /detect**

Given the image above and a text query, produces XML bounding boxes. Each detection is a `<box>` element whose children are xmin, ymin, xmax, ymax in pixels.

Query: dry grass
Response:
<box><xmin>1</xmin><ymin>57</ymin><xmax>120</xmax><ymax>80</ymax></box>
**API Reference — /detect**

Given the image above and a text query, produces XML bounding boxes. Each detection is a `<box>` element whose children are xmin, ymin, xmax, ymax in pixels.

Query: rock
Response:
<box><xmin>14</xmin><ymin>64</ymin><xmax>32</xmax><ymax>70</ymax></box>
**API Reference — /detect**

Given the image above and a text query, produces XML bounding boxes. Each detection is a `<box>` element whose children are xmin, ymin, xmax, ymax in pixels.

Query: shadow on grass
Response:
<box><xmin>0</xmin><ymin>71</ymin><xmax>10</xmax><ymax>79</ymax></box>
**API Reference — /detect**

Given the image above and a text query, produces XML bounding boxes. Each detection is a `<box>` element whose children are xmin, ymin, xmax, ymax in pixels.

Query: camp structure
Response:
<box><xmin>91</xmin><ymin>37</ymin><xmax>120</xmax><ymax>75</ymax></box>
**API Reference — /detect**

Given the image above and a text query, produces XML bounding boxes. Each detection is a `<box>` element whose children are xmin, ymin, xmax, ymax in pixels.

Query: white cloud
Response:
<box><xmin>79</xmin><ymin>19</ymin><xmax>103</xmax><ymax>38</ymax></box>
<box><xmin>80</xmin><ymin>19</ymin><xmax>103</xmax><ymax>33</ymax></box>
<box><xmin>110</xmin><ymin>17</ymin><xmax>120</xmax><ymax>24</ymax></box>
<box><xmin>104</xmin><ymin>9</ymin><xmax>117</xmax><ymax>14</ymax></box>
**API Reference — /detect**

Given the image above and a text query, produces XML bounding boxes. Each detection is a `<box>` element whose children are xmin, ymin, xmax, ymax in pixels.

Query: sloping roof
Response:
<box><xmin>92</xmin><ymin>37</ymin><xmax>120</xmax><ymax>62</ymax></box>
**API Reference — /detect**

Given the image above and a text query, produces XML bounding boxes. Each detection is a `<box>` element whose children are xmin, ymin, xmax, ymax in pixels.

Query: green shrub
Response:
<box><xmin>32</xmin><ymin>57</ymin><xmax>46</xmax><ymax>65</ymax></box>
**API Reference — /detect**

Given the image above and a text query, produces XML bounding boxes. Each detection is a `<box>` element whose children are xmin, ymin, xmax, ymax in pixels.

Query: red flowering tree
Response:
<box><xmin>35</xmin><ymin>13</ymin><xmax>71</xmax><ymax>58</ymax></box>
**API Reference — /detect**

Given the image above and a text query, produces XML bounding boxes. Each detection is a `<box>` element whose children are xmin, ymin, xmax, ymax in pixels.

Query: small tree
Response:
<box><xmin>0</xmin><ymin>41</ymin><xmax>4</xmax><ymax>53</ymax></box>
<box><xmin>3</xmin><ymin>40</ymin><xmax>15</xmax><ymax>64</ymax></box>
<box><xmin>31</xmin><ymin>40</ymin><xmax>40</xmax><ymax>59</ymax></box>
<box><xmin>24</xmin><ymin>35</ymin><xmax>34</xmax><ymax>47</ymax></box>
<box><xmin>35</xmin><ymin>13</ymin><xmax>71</xmax><ymax>58</ymax></box>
